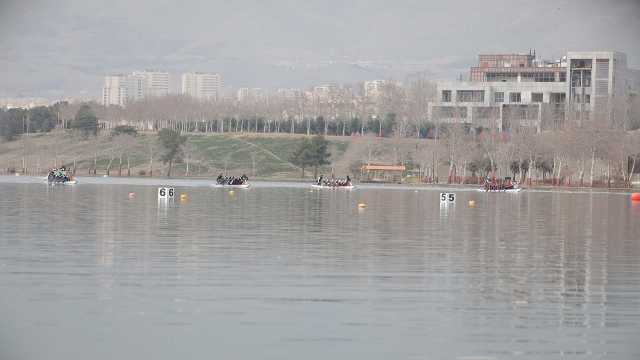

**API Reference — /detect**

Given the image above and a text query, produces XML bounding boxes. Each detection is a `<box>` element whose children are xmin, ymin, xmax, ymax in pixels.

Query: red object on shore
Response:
<box><xmin>632</xmin><ymin>193</ymin><xmax>640</xmax><ymax>202</ymax></box>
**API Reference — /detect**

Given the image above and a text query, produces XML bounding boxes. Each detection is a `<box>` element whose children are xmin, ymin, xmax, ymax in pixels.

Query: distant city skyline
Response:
<box><xmin>1</xmin><ymin>0</ymin><xmax>639</xmax><ymax>99</ymax></box>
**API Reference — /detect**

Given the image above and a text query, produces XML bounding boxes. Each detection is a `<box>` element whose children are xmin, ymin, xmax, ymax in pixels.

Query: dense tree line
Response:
<box><xmin>0</xmin><ymin>106</ymin><xmax>57</xmax><ymax>140</ymax></box>
<box><xmin>1</xmin><ymin>83</ymin><xmax>638</xmax><ymax>185</ymax></box>
<box><xmin>407</xmin><ymin>122</ymin><xmax>640</xmax><ymax>188</ymax></box>
<box><xmin>0</xmin><ymin>102</ymin><xmax>100</xmax><ymax>141</ymax></box>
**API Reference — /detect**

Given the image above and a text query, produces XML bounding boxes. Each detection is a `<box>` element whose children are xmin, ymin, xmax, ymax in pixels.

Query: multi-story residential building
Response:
<box><xmin>313</xmin><ymin>84</ymin><xmax>338</xmax><ymax>102</ymax></box>
<box><xmin>0</xmin><ymin>97</ymin><xmax>51</xmax><ymax>109</ymax></box>
<box><xmin>276</xmin><ymin>88</ymin><xmax>304</xmax><ymax>101</ymax></box>
<box><xmin>135</xmin><ymin>71</ymin><xmax>169</xmax><ymax>98</ymax></box>
<box><xmin>181</xmin><ymin>72</ymin><xmax>223</xmax><ymax>101</ymax></box>
<box><xmin>125</xmin><ymin>73</ymin><xmax>145</xmax><ymax>102</ymax></box>
<box><xmin>237</xmin><ymin>88</ymin><xmax>264</xmax><ymax>102</ymax></box>
<box><xmin>102</xmin><ymin>75</ymin><xmax>129</xmax><ymax>106</ymax></box>
<box><xmin>364</xmin><ymin>80</ymin><xmax>387</xmax><ymax>98</ymax></box>
<box><xmin>430</xmin><ymin>50</ymin><xmax>639</xmax><ymax>132</ymax></box>
<box><xmin>101</xmin><ymin>70</ymin><xmax>170</xmax><ymax>106</ymax></box>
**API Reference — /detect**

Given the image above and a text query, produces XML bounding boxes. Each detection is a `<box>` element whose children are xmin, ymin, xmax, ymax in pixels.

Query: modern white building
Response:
<box><xmin>181</xmin><ymin>72</ymin><xmax>223</xmax><ymax>101</ymax></box>
<box><xmin>430</xmin><ymin>51</ymin><xmax>640</xmax><ymax>131</ymax></box>
<box><xmin>566</xmin><ymin>51</ymin><xmax>630</xmax><ymax>127</ymax></box>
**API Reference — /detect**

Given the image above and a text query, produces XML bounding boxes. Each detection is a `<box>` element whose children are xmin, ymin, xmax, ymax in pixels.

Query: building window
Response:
<box><xmin>550</xmin><ymin>93</ymin><xmax>566</xmax><ymax>104</ymax></box>
<box><xmin>486</xmin><ymin>72</ymin><xmax>518</xmax><ymax>82</ymax></box>
<box><xmin>509</xmin><ymin>92</ymin><xmax>521</xmax><ymax>103</ymax></box>
<box><xmin>534</xmin><ymin>72</ymin><xmax>555</xmax><ymax>82</ymax></box>
<box><xmin>583</xmin><ymin>72</ymin><xmax>591</xmax><ymax>87</ymax></box>
<box><xmin>531</xmin><ymin>93</ymin><xmax>543</xmax><ymax>103</ymax></box>
<box><xmin>596</xmin><ymin>59</ymin><xmax>610</xmax><ymax>78</ymax></box>
<box><xmin>494</xmin><ymin>92</ymin><xmax>504</xmax><ymax>103</ymax></box>
<box><xmin>585</xmin><ymin>94</ymin><xmax>590</xmax><ymax>104</ymax></box>
<box><xmin>572</xmin><ymin>70</ymin><xmax>592</xmax><ymax>87</ymax></box>
<box><xmin>521</xmin><ymin>73</ymin><xmax>535</xmax><ymax>82</ymax></box>
<box><xmin>442</xmin><ymin>90</ymin><xmax>451</xmax><ymax>102</ymax></box>
<box><xmin>596</xmin><ymin>79</ymin><xmax>608</xmax><ymax>95</ymax></box>
<box><xmin>456</xmin><ymin>90</ymin><xmax>484</xmax><ymax>102</ymax></box>
<box><xmin>559</xmin><ymin>72</ymin><xmax>567</xmax><ymax>82</ymax></box>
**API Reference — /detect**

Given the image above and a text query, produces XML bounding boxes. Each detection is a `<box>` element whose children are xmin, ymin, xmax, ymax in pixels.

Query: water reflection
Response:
<box><xmin>0</xmin><ymin>181</ymin><xmax>639</xmax><ymax>359</ymax></box>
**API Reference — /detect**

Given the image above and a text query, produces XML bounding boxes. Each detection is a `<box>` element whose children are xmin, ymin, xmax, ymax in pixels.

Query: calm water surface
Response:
<box><xmin>1</xmin><ymin>177</ymin><xmax>639</xmax><ymax>359</ymax></box>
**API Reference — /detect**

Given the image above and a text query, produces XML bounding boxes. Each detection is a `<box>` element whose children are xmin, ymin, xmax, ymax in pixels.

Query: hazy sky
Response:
<box><xmin>1</xmin><ymin>0</ymin><xmax>639</xmax><ymax>98</ymax></box>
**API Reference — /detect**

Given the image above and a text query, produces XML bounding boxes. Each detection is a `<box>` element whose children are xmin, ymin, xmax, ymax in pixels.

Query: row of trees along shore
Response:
<box><xmin>0</xmin><ymin>96</ymin><xmax>639</xmax><ymax>187</ymax></box>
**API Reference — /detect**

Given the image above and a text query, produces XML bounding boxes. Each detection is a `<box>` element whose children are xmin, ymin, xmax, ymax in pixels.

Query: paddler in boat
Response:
<box><xmin>317</xmin><ymin>175</ymin><xmax>324</xmax><ymax>185</ymax></box>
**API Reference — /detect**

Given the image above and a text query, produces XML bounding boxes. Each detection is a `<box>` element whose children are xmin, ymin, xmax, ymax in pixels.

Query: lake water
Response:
<box><xmin>1</xmin><ymin>176</ymin><xmax>639</xmax><ymax>359</ymax></box>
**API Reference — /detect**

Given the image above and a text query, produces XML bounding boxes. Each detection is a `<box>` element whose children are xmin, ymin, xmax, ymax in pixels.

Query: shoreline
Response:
<box><xmin>2</xmin><ymin>174</ymin><xmax>637</xmax><ymax>194</ymax></box>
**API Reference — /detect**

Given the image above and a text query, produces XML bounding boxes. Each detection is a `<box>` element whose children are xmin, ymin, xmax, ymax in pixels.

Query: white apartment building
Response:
<box><xmin>102</xmin><ymin>75</ymin><xmax>129</xmax><ymax>106</ymax></box>
<box><xmin>237</xmin><ymin>88</ymin><xmax>264</xmax><ymax>102</ymax></box>
<box><xmin>364</xmin><ymin>80</ymin><xmax>387</xmax><ymax>98</ymax></box>
<box><xmin>181</xmin><ymin>72</ymin><xmax>223</xmax><ymax>101</ymax></box>
<box><xmin>101</xmin><ymin>71</ymin><xmax>170</xmax><ymax>106</ymax></box>
<box><xmin>313</xmin><ymin>84</ymin><xmax>338</xmax><ymax>102</ymax></box>
<box><xmin>276</xmin><ymin>88</ymin><xmax>304</xmax><ymax>100</ymax></box>
<box><xmin>135</xmin><ymin>71</ymin><xmax>169</xmax><ymax>98</ymax></box>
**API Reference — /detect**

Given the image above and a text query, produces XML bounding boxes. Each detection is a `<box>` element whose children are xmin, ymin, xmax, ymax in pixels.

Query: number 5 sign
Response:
<box><xmin>158</xmin><ymin>187</ymin><xmax>175</xmax><ymax>199</ymax></box>
<box><xmin>440</xmin><ymin>193</ymin><xmax>456</xmax><ymax>203</ymax></box>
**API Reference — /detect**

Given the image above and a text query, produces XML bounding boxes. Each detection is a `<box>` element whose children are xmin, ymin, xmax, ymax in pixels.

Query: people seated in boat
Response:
<box><xmin>48</xmin><ymin>167</ymin><xmax>70</xmax><ymax>182</ymax></box>
<box><xmin>484</xmin><ymin>177</ymin><xmax>497</xmax><ymax>191</ymax></box>
<box><xmin>218</xmin><ymin>175</ymin><xmax>248</xmax><ymax>186</ymax></box>
<box><xmin>504</xmin><ymin>177</ymin><xmax>514</xmax><ymax>190</ymax></box>
<box><xmin>317</xmin><ymin>176</ymin><xmax>352</xmax><ymax>187</ymax></box>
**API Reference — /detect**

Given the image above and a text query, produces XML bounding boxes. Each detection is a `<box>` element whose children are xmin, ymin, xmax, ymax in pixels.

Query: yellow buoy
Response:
<box><xmin>358</xmin><ymin>203</ymin><xmax>367</xmax><ymax>208</ymax></box>
<box><xmin>468</xmin><ymin>200</ymin><xmax>476</xmax><ymax>207</ymax></box>
<box><xmin>229</xmin><ymin>190</ymin><xmax>235</xmax><ymax>195</ymax></box>
<box><xmin>180</xmin><ymin>193</ymin><xmax>188</xmax><ymax>201</ymax></box>
<box><xmin>128</xmin><ymin>192</ymin><xmax>136</xmax><ymax>199</ymax></box>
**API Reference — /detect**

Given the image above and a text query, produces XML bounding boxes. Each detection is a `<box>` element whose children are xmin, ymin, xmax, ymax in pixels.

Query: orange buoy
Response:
<box><xmin>631</xmin><ymin>193</ymin><xmax>640</xmax><ymax>202</ymax></box>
